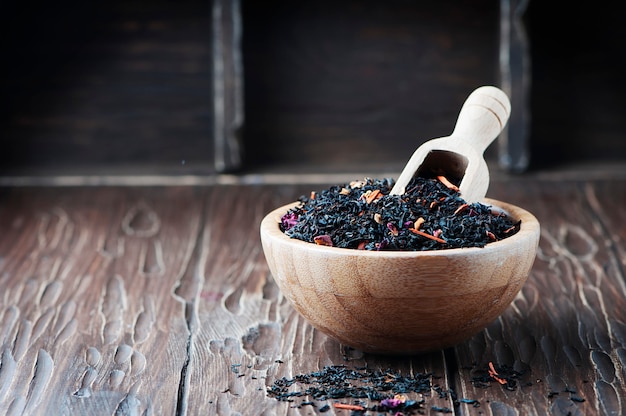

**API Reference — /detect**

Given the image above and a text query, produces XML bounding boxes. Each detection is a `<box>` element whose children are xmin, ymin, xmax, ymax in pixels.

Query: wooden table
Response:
<box><xmin>0</xmin><ymin>174</ymin><xmax>624</xmax><ymax>415</ymax></box>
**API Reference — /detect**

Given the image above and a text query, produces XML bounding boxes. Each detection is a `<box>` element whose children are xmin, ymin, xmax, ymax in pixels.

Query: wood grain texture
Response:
<box><xmin>212</xmin><ymin>0</ymin><xmax>244</xmax><ymax>173</ymax></box>
<box><xmin>0</xmin><ymin>0</ymin><xmax>214</xmax><ymax>176</ymax></box>
<box><xmin>242</xmin><ymin>0</ymin><xmax>500</xmax><ymax>173</ymax></box>
<box><xmin>498</xmin><ymin>0</ymin><xmax>531</xmax><ymax>173</ymax></box>
<box><xmin>3</xmin><ymin>0</ymin><xmax>625</xmax><ymax>179</ymax></box>
<box><xmin>0</xmin><ymin>187</ymin><xmax>202</xmax><ymax>415</ymax></box>
<box><xmin>0</xmin><ymin>179</ymin><xmax>624</xmax><ymax>415</ymax></box>
<box><xmin>454</xmin><ymin>179</ymin><xmax>626</xmax><ymax>416</ymax></box>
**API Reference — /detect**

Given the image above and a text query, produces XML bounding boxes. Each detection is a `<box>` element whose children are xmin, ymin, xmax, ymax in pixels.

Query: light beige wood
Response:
<box><xmin>390</xmin><ymin>86</ymin><xmax>511</xmax><ymax>203</ymax></box>
<box><xmin>260</xmin><ymin>198</ymin><xmax>540</xmax><ymax>354</ymax></box>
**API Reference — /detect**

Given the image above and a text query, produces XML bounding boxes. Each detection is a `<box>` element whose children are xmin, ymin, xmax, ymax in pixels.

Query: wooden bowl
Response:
<box><xmin>260</xmin><ymin>198</ymin><xmax>540</xmax><ymax>354</ymax></box>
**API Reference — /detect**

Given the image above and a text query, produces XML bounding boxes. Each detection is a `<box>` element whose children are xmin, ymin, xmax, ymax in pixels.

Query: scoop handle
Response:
<box><xmin>451</xmin><ymin>86</ymin><xmax>511</xmax><ymax>153</ymax></box>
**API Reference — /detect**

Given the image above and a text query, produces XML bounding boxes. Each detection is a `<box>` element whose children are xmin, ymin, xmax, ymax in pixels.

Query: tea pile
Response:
<box><xmin>267</xmin><ymin>365</ymin><xmax>433</xmax><ymax>413</ymax></box>
<box><xmin>281</xmin><ymin>177</ymin><xmax>520</xmax><ymax>251</ymax></box>
<box><xmin>266</xmin><ymin>365</ymin><xmax>490</xmax><ymax>414</ymax></box>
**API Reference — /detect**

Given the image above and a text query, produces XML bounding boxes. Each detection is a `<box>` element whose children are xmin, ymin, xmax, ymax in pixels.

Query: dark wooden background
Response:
<box><xmin>1</xmin><ymin>0</ymin><xmax>625</xmax><ymax>177</ymax></box>
<box><xmin>1</xmin><ymin>0</ymin><xmax>214</xmax><ymax>176</ymax></box>
<box><xmin>241</xmin><ymin>0</ymin><xmax>500</xmax><ymax>173</ymax></box>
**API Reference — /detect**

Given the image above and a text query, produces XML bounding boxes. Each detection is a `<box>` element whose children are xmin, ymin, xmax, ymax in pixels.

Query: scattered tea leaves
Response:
<box><xmin>471</xmin><ymin>362</ymin><xmax>523</xmax><ymax>391</ymax></box>
<box><xmin>265</xmin><ymin>362</ymin><xmax>585</xmax><ymax>414</ymax></box>
<box><xmin>267</xmin><ymin>365</ymin><xmax>430</xmax><ymax>413</ymax></box>
<box><xmin>281</xmin><ymin>177</ymin><xmax>520</xmax><ymax>251</ymax></box>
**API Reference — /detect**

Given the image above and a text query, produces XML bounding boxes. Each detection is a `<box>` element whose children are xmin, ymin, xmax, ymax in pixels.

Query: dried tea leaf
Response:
<box><xmin>281</xmin><ymin>178</ymin><xmax>520</xmax><ymax>251</ymax></box>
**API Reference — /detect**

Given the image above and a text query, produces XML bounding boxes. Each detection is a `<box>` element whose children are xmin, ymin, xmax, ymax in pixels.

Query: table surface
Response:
<box><xmin>0</xmin><ymin>175</ymin><xmax>624</xmax><ymax>415</ymax></box>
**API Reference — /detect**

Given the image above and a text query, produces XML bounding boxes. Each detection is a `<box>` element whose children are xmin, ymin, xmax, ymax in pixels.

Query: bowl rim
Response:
<box><xmin>260</xmin><ymin>198</ymin><xmax>540</xmax><ymax>258</ymax></box>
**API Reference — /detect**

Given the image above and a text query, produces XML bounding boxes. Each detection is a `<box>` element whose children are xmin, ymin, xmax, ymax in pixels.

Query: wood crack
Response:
<box><xmin>174</xmin><ymin>200</ymin><xmax>208</xmax><ymax>416</ymax></box>
<box><xmin>443</xmin><ymin>347</ymin><xmax>462</xmax><ymax>416</ymax></box>
<box><xmin>175</xmin><ymin>309</ymin><xmax>193</xmax><ymax>416</ymax></box>
<box><xmin>1</xmin><ymin>182</ymin><xmax>625</xmax><ymax>414</ymax></box>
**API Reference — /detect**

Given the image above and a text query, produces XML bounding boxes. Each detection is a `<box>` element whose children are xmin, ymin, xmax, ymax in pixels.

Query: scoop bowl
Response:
<box><xmin>260</xmin><ymin>198</ymin><xmax>540</xmax><ymax>354</ymax></box>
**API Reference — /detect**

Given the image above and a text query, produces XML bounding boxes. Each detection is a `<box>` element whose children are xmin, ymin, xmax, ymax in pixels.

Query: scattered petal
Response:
<box><xmin>280</xmin><ymin>212</ymin><xmax>299</xmax><ymax>230</ymax></box>
<box><xmin>313</xmin><ymin>235</ymin><xmax>333</xmax><ymax>246</ymax></box>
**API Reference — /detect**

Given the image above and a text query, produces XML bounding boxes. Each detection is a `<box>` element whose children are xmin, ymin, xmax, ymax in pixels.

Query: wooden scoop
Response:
<box><xmin>390</xmin><ymin>86</ymin><xmax>511</xmax><ymax>203</ymax></box>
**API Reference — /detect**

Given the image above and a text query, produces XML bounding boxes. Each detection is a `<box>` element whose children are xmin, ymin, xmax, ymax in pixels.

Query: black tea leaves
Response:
<box><xmin>281</xmin><ymin>177</ymin><xmax>520</xmax><ymax>251</ymax></box>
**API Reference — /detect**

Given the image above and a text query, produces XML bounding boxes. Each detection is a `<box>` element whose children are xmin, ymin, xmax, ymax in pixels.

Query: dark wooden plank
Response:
<box><xmin>526</xmin><ymin>3</ymin><xmax>626</xmax><ymax>168</ymax></box>
<box><xmin>242</xmin><ymin>0</ymin><xmax>500</xmax><ymax>173</ymax></box>
<box><xmin>453</xmin><ymin>179</ymin><xmax>626</xmax><ymax>415</ymax></box>
<box><xmin>182</xmin><ymin>185</ymin><xmax>454</xmax><ymax>414</ymax></box>
<box><xmin>498</xmin><ymin>0</ymin><xmax>531</xmax><ymax>172</ymax></box>
<box><xmin>0</xmin><ymin>0</ymin><xmax>214</xmax><ymax>176</ymax></box>
<box><xmin>0</xmin><ymin>179</ymin><xmax>625</xmax><ymax>415</ymax></box>
<box><xmin>0</xmin><ymin>187</ymin><xmax>203</xmax><ymax>414</ymax></box>
<box><xmin>0</xmin><ymin>185</ymin><xmax>455</xmax><ymax>415</ymax></box>
<box><xmin>212</xmin><ymin>0</ymin><xmax>245</xmax><ymax>173</ymax></box>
